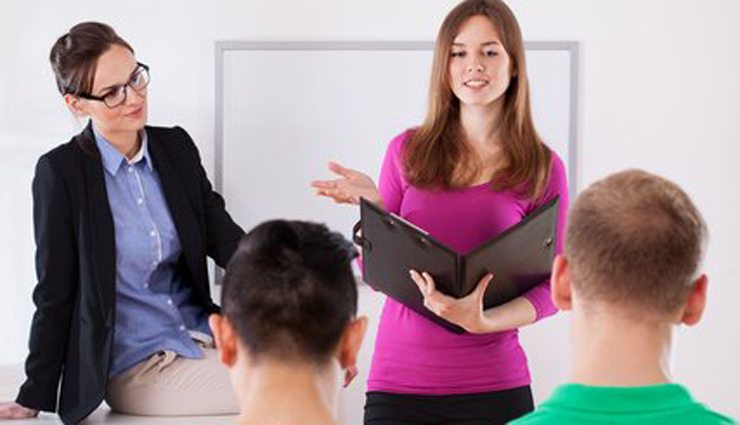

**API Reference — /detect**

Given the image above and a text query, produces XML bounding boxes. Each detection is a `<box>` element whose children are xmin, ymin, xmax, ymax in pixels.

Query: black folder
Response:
<box><xmin>353</xmin><ymin>196</ymin><xmax>559</xmax><ymax>333</ymax></box>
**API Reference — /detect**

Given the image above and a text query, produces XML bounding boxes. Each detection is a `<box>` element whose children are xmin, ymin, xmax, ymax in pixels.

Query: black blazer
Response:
<box><xmin>15</xmin><ymin>123</ymin><xmax>245</xmax><ymax>424</ymax></box>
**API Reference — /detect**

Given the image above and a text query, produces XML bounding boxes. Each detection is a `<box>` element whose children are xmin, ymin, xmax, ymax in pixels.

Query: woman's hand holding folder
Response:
<box><xmin>410</xmin><ymin>270</ymin><xmax>538</xmax><ymax>334</ymax></box>
<box><xmin>410</xmin><ymin>270</ymin><xmax>494</xmax><ymax>334</ymax></box>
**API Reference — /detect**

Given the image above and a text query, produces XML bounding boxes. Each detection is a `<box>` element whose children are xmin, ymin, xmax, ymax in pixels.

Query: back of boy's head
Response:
<box><xmin>565</xmin><ymin>169</ymin><xmax>707</xmax><ymax>316</ymax></box>
<box><xmin>221</xmin><ymin>219</ymin><xmax>358</xmax><ymax>365</ymax></box>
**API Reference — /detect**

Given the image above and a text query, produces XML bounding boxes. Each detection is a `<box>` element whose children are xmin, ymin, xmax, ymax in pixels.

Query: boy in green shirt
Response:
<box><xmin>512</xmin><ymin>170</ymin><xmax>736</xmax><ymax>424</ymax></box>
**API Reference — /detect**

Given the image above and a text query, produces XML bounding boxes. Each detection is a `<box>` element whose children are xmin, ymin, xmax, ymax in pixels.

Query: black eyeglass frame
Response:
<box><xmin>72</xmin><ymin>62</ymin><xmax>150</xmax><ymax>108</ymax></box>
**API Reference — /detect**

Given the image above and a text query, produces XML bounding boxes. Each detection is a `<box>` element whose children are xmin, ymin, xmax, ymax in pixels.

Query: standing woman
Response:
<box><xmin>0</xmin><ymin>22</ymin><xmax>244</xmax><ymax>423</ymax></box>
<box><xmin>312</xmin><ymin>1</ymin><xmax>568</xmax><ymax>423</ymax></box>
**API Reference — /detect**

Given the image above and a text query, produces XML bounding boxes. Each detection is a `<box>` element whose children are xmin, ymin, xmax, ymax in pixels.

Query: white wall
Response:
<box><xmin>1</xmin><ymin>0</ymin><xmax>738</xmax><ymax>419</ymax></box>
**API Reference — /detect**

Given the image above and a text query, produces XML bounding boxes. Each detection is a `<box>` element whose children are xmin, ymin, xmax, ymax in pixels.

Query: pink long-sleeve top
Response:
<box><xmin>366</xmin><ymin>130</ymin><xmax>569</xmax><ymax>395</ymax></box>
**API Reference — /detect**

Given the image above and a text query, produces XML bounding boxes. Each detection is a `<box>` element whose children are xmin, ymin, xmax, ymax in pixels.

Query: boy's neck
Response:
<box><xmin>570</xmin><ymin>306</ymin><xmax>674</xmax><ymax>387</ymax></box>
<box><xmin>234</xmin><ymin>359</ymin><xmax>340</xmax><ymax>425</ymax></box>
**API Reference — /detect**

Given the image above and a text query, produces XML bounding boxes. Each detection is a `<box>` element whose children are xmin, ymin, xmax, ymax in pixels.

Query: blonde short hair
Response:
<box><xmin>565</xmin><ymin>169</ymin><xmax>707</xmax><ymax>315</ymax></box>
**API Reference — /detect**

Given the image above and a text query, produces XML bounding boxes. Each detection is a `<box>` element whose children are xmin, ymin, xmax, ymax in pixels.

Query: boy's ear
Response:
<box><xmin>551</xmin><ymin>254</ymin><xmax>573</xmax><ymax>311</ymax></box>
<box><xmin>681</xmin><ymin>274</ymin><xmax>708</xmax><ymax>326</ymax></box>
<box><xmin>338</xmin><ymin>316</ymin><xmax>368</xmax><ymax>370</ymax></box>
<box><xmin>209</xmin><ymin>313</ymin><xmax>238</xmax><ymax>367</ymax></box>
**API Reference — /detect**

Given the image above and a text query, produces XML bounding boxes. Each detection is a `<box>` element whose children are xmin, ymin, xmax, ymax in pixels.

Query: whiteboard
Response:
<box><xmin>216</xmin><ymin>40</ymin><xmax>578</xmax><ymax>248</ymax></box>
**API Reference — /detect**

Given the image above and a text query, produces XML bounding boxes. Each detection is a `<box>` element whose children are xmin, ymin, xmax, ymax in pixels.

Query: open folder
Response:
<box><xmin>353</xmin><ymin>196</ymin><xmax>559</xmax><ymax>333</ymax></box>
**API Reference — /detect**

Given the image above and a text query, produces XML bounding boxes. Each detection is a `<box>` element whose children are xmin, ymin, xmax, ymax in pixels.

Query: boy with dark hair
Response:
<box><xmin>209</xmin><ymin>220</ymin><xmax>367</xmax><ymax>425</ymax></box>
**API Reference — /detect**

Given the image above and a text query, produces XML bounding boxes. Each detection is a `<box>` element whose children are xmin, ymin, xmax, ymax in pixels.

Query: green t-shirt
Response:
<box><xmin>511</xmin><ymin>383</ymin><xmax>736</xmax><ymax>424</ymax></box>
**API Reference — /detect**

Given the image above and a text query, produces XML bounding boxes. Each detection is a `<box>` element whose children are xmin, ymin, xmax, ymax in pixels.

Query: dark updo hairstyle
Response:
<box><xmin>221</xmin><ymin>220</ymin><xmax>359</xmax><ymax>365</ymax></box>
<box><xmin>49</xmin><ymin>21</ymin><xmax>133</xmax><ymax>97</ymax></box>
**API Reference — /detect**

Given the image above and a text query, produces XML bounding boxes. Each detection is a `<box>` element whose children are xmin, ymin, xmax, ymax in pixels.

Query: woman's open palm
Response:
<box><xmin>311</xmin><ymin>161</ymin><xmax>382</xmax><ymax>206</ymax></box>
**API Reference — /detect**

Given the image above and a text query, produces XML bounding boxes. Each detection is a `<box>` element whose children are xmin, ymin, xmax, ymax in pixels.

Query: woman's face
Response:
<box><xmin>71</xmin><ymin>44</ymin><xmax>148</xmax><ymax>135</ymax></box>
<box><xmin>448</xmin><ymin>15</ymin><xmax>513</xmax><ymax>110</ymax></box>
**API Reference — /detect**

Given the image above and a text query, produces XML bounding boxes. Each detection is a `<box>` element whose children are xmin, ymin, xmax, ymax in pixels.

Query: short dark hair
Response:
<box><xmin>565</xmin><ymin>169</ymin><xmax>707</xmax><ymax>316</ymax></box>
<box><xmin>221</xmin><ymin>220</ymin><xmax>359</xmax><ymax>365</ymax></box>
<box><xmin>49</xmin><ymin>21</ymin><xmax>134</xmax><ymax>96</ymax></box>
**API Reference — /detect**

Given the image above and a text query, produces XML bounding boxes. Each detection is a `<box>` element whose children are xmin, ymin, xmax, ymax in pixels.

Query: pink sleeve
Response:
<box><xmin>356</xmin><ymin>131</ymin><xmax>410</xmax><ymax>279</ymax></box>
<box><xmin>523</xmin><ymin>152</ymin><xmax>569</xmax><ymax>322</ymax></box>
<box><xmin>377</xmin><ymin>131</ymin><xmax>410</xmax><ymax>214</ymax></box>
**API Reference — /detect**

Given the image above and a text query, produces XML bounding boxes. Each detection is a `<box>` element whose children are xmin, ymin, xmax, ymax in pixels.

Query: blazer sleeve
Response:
<box><xmin>175</xmin><ymin>126</ymin><xmax>245</xmax><ymax>268</ymax></box>
<box><xmin>16</xmin><ymin>155</ymin><xmax>77</xmax><ymax>412</ymax></box>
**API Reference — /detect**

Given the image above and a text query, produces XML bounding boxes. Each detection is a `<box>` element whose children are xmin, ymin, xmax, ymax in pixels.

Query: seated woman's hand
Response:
<box><xmin>0</xmin><ymin>401</ymin><xmax>39</xmax><ymax>419</ymax></box>
<box><xmin>311</xmin><ymin>161</ymin><xmax>383</xmax><ymax>206</ymax></box>
<box><xmin>410</xmin><ymin>270</ymin><xmax>494</xmax><ymax>334</ymax></box>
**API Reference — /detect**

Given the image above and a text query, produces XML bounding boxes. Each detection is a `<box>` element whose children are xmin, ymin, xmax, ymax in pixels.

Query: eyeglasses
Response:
<box><xmin>75</xmin><ymin>62</ymin><xmax>150</xmax><ymax>108</ymax></box>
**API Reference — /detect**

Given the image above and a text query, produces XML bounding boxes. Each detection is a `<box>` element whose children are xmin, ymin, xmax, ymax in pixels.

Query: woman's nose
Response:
<box><xmin>466</xmin><ymin>58</ymin><xmax>484</xmax><ymax>73</ymax></box>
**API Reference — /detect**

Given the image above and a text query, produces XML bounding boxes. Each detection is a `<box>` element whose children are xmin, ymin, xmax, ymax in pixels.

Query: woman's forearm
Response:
<box><xmin>479</xmin><ymin>296</ymin><xmax>537</xmax><ymax>333</ymax></box>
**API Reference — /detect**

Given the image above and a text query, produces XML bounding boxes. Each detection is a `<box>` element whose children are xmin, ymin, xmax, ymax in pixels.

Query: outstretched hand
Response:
<box><xmin>311</xmin><ymin>161</ymin><xmax>383</xmax><ymax>206</ymax></box>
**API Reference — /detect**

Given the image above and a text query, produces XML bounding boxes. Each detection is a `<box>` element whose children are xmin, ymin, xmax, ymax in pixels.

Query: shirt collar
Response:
<box><xmin>92</xmin><ymin>125</ymin><xmax>153</xmax><ymax>175</ymax></box>
<box><xmin>544</xmin><ymin>383</ymin><xmax>696</xmax><ymax>413</ymax></box>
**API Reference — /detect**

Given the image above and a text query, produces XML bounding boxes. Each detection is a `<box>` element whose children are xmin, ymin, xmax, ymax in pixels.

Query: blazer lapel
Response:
<box><xmin>77</xmin><ymin>123</ymin><xmax>117</xmax><ymax>326</ymax></box>
<box><xmin>147</xmin><ymin>129</ymin><xmax>203</xmax><ymax>285</ymax></box>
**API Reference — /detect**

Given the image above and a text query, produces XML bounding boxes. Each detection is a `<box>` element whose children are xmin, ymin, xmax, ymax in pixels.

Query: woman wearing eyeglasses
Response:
<box><xmin>0</xmin><ymin>22</ymin><xmax>244</xmax><ymax>423</ymax></box>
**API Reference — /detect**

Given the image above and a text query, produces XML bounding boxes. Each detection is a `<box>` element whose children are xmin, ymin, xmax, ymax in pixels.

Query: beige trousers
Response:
<box><xmin>105</xmin><ymin>347</ymin><xmax>239</xmax><ymax>416</ymax></box>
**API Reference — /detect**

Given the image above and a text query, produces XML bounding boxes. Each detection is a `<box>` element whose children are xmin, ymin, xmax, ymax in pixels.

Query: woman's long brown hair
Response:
<box><xmin>403</xmin><ymin>0</ymin><xmax>552</xmax><ymax>200</ymax></box>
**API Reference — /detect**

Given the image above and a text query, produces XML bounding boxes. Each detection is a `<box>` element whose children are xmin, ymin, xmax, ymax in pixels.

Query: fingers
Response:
<box><xmin>409</xmin><ymin>269</ymin><xmax>422</xmax><ymax>287</ymax></box>
<box><xmin>0</xmin><ymin>403</ymin><xmax>37</xmax><ymax>419</ymax></box>
<box><xmin>309</xmin><ymin>179</ymin><xmax>338</xmax><ymax>189</ymax></box>
<box><xmin>422</xmin><ymin>271</ymin><xmax>436</xmax><ymax>293</ymax></box>
<box><xmin>311</xmin><ymin>173</ymin><xmax>358</xmax><ymax>204</ymax></box>
<box><xmin>312</xmin><ymin>162</ymin><xmax>380</xmax><ymax>207</ymax></box>
<box><xmin>15</xmin><ymin>408</ymin><xmax>37</xmax><ymax>419</ymax></box>
<box><xmin>475</xmin><ymin>273</ymin><xmax>494</xmax><ymax>297</ymax></box>
<box><xmin>9</xmin><ymin>409</ymin><xmax>27</xmax><ymax>419</ymax></box>
<box><xmin>312</xmin><ymin>186</ymin><xmax>358</xmax><ymax>205</ymax></box>
<box><xmin>409</xmin><ymin>269</ymin><xmax>431</xmax><ymax>296</ymax></box>
<box><xmin>0</xmin><ymin>403</ymin><xmax>17</xmax><ymax>418</ymax></box>
<box><xmin>412</xmin><ymin>270</ymin><xmax>491</xmax><ymax>301</ymax></box>
<box><xmin>328</xmin><ymin>161</ymin><xmax>354</xmax><ymax>179</ymax></box>
<box><xmin>410</xmin><ymin>270</ymin><xmax>458</xmax><ymax>319</ymax></box>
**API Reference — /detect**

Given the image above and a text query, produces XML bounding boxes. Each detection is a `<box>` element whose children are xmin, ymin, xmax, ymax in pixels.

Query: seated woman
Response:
<box><xmin>0</xmin><ymin>22</ymin><xmax>244</xmax><ymax>423</ymax></box>
<box><xmin>209</xmin><ymin>220</ymin><xmax>368</xmax><ymax>425</ymax></box>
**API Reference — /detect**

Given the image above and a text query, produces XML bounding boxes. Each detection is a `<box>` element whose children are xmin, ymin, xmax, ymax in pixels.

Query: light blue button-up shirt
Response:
<box><xmin>93</xmin><ymin>127</ymin><xmax>210</xmax><ymax>378</ymax></box>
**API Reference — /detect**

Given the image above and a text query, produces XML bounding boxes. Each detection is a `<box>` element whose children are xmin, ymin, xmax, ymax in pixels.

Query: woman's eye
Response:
<box><xmin>484</xmin><ymin>50</ymin><xmax>499</xmax><ymax>57</ymax></box>
<box><xmin>100</xmin><ymin>89</ymin><xmax>116</xmax><ymax>99</ymax></box>
<box><xmin>104</xmin><ymin>86</ymin><xmax>124</xmax><ymax>99</ymax></box>
<box><xmin>451</xmin><ymin>51</ymin><xmax>466</xmax><ymax>58</ymax></box>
